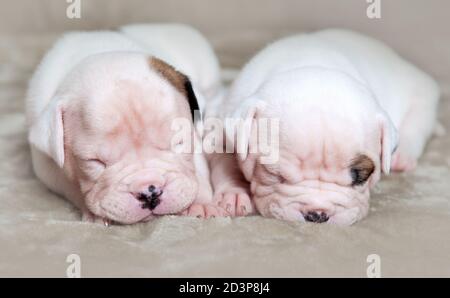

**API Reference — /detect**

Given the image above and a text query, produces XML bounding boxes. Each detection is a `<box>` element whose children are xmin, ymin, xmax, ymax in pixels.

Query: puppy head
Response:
<box><xmin>228</xmin><ymin>68</ymin><xmax>398</xmax><ymax>225</ymax></box>
<box><xmin>29</xmin><ymin>53</ymin><xmax>200</xmax><ymax>224</ymax></box>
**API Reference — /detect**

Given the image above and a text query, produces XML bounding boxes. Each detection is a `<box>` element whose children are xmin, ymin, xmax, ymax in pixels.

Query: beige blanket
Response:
<box><xmin>0</xmin><ymin>33</ymin><xmax>449</xmax><ymax>277</ymax></box>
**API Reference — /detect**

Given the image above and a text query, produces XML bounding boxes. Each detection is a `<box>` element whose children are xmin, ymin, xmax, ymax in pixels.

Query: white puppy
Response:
<box><xmin>210</xmin><ymin>29</ymin><xmax>440</xmax><ymax>225</ymax></box>
<box><xmin>26</xmin><ymin>24</ymin><xmax>225</xmax><ymax>224</ymax></box>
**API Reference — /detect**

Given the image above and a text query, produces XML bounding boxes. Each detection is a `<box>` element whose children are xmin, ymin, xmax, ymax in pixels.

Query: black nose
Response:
<box><xmin>304</xmin><ymin>211</ymin><xmax>329</xmax><ymax>223</ymax></box>
<box><xmin>137</xmin><ymin>185</ymin><xmax>163</xmax><ymax>210</ymax></box>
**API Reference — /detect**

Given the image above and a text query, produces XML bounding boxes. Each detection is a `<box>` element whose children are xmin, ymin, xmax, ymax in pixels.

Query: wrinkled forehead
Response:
<box><xmin>72</xmin><ymin>77</ymin><xmax>188</xmax><ymax>143</ymax></box>
<box><xmin>279</xmin><ymin>110</ymin><xmax>376</xmax><ymax>168</ymax></box>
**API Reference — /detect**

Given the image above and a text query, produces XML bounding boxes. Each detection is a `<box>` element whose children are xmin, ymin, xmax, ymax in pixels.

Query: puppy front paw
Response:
<box><xmin>81</xmin><ymin>211</ymin><xmax>112</xmax><ymax>226</ymax></box>
<box><xmin>214</xmin><ymin>188</ymin><xmax>254</xmax><ymax>217</ymax></box>
<box><xmin>391</xmin><ymin>150</ymin><xmax>418</xmax><ymax>172</ymax></box>
<box><xmin>180</xmin><ymin>203</ymin><xmax>229</xmax><ymax>219</ymax></box>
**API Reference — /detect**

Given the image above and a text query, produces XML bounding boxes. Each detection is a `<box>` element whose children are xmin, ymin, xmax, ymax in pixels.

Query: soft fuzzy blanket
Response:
<box><xmin>0</xmin><ymin>35</ymin><xmax>449</xmax><ymax>277</ymax></box>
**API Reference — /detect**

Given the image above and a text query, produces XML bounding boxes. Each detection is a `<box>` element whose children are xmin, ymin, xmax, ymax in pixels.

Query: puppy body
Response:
<box><xmin>26</xmin><ymin>24</ymin><xmax>222</xmax><ymax>223</ymax></box>
<box><xmin>213</xmin><ymin>29</ymin><xmax>440</xmax><ymax>224</ymax></box>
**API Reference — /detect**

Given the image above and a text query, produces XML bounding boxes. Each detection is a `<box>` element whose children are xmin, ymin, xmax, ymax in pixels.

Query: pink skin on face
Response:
<box><xmin>62</xmin><ymin>79</ymin><xmax>199</xmax><ymax>224</ymax></box>
<box><xmin>239</xmin><ymin>107</ymin><xmax>382</xmax><ymax>226</ymax></box>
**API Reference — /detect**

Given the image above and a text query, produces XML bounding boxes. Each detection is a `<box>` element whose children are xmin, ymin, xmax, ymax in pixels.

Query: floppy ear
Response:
<box><xmin>28</xmin><ymin>100</ymin><xmax>65</xmax><ymax>168</ymax></box>
<box><xmin>377</xmin><ymin>112</ymin><xmax>398</xmax><ymax>174</ymax></box>
<box><xmin>149</xmin><ymin>57</ymin><xmax>201</xmax><ymax>123</ymax></box>
<box><xmin>225</xmin><ymin>96</ymin><xmax>264</xmax><ymax>161</ymax></box>
<box><xmin>189</xmin><ymin>83</ymin><xmax>205</xmax><ymax>135</ymax></box>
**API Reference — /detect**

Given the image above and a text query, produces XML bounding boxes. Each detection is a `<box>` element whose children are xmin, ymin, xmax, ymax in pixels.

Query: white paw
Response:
<box><xmin>81</xmin><ymin>211</ymin><xmax>112</xmax><ymax>226</ymax></box>
<box><xmin>180</xmin><ymin>203</ymin><xmax>229</xmax><ymax>219</ymax></box>
<box><xmin>391</xmin><ymin>150</ymin><xmax>417</xmax><ymax>172</ymax></box>
<box><xmin>214</xmin><ymin>188</ymin><xmax>254</xmax><ymax>217</ymax></box>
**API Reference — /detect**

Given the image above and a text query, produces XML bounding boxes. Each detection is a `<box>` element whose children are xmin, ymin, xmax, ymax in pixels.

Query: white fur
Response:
<box><xmin>27</xmin><ymin>24</ymin><xmax>220</xmax><ymax>126</ymax></box>
<box><xmin>223</xmin><ymin>29</ymin><xmax>439</xmax><ymax>154</ymax></box>
<box><xmin>214</xmin><ymin>29</ymin><xmax>440</xmax><ymax>225</ymax></box>
<box><xmin>26</xmin><ymin>24</ymin><xmax>221</xmax><ymax>222</ymax></box>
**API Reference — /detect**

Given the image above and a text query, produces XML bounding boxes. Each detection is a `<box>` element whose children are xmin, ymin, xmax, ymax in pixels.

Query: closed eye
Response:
<box><xmin>81</xmin><ymin>158</ymin><xmax>107</xmax><ymax>179</ymax></box>
<box><xmin>86</xmin><ymin>158</ymin><xmax>106</xmax><ymax>167</ymax></box>
<box><xmin>276</xmin><ymin>174</ymin><xmax>287</xmax><ymax>184</ymax></box>
<box><xmin>260</xmin><ymin>164</ymin><xmax>287</xmax><ymax>184</ymax></box>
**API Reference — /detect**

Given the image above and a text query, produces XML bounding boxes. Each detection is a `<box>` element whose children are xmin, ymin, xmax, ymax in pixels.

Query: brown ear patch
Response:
<box><xmin>149</xmin><ymin>57</ymin><xmax>188</xmax><ymax>96</ymax></box>
<box><xmin>350</xmin><ymin>154</ymin><xmax>375</xmax><ymax>186</ymax></box>
<box><xmin>149</xmin><ymin>57</ymin><xmax>199</xmax><ymax>121</ymax></box>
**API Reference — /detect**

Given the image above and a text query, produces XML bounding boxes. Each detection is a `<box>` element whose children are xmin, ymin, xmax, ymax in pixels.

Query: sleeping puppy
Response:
<box><xmin>211</xmin><ymin>29</ymin><xmax>440</xmax><ymax>225</ymax></box>
<box><xmin>26</xmin><ymin>24</ymin><xmax>225</xmax><ymax>224</ymax></box>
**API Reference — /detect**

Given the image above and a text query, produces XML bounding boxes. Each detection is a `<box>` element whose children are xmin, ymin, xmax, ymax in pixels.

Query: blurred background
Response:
<box><xmin>0</xmin><ymin>0</ymin><xmax>449</xmax><ymax>82</ymax></box>
<box><xmin>1</xmin><ymin>0</ymin><xmax>449</xmax><ymax>277</ymax></box>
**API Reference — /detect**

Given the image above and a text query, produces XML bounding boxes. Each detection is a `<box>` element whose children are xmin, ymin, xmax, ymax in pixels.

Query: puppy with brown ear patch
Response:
<box><xmin>26</xmin><ymin>24</ymin><xmax>225</xmax><ymax>224</ymax></box>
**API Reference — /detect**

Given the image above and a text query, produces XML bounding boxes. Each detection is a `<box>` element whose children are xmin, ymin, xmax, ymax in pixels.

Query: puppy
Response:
<box><xmin>210</xmin><ymin>29</ymin><xmax>440</xmax><ymax>225</ymax></box>
<box><xmin>26</xmin><ymin>24</ymin><xmax>225</xmax><ymax>224</ymax></box>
